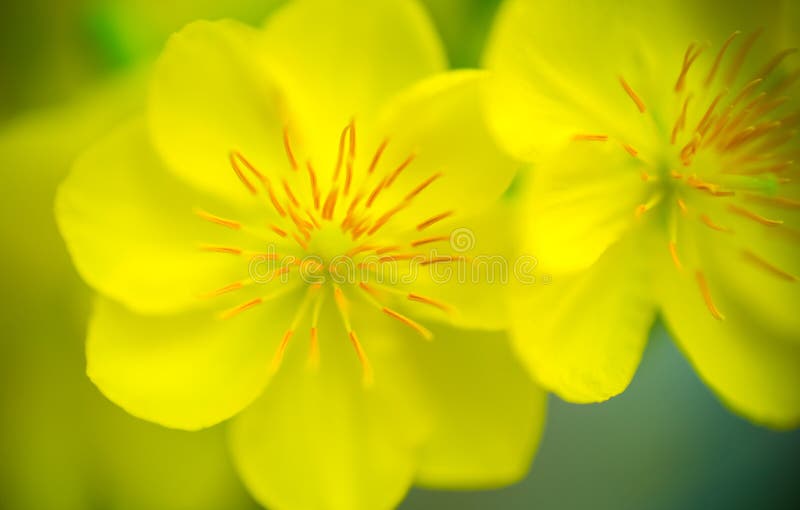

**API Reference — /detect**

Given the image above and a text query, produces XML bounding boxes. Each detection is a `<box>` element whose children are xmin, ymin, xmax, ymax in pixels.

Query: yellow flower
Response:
<box><xmin>485</xmin><ymin>0</ymin><xmax>799</xmax><ymax>428</ymax></box>
<box><xmin>56</xmin><ymin>1</ymin><xmax>546</xmax><ymax>508</ymax></box>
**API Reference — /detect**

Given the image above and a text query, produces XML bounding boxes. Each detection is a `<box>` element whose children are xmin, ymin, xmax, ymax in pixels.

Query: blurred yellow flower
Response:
<box><xmin>56</xmin><ymin>0</ymin><xmax>545</xmax><ymax>508</ymax></box>
<box><xmin>486</xmin><ymin>0</ymin><xmax>799</xmax><ymax>427</ymax></box>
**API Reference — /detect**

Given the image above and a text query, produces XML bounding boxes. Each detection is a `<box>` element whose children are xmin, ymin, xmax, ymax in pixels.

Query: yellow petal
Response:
<box><xmin>484</xmin><ymin>0</ymin><xmax>795</xmax><ymax>162</ymax></box>
<box><xmin>413</xmin><ymin>324</ymin><xmax>546</xmax><ymax>488</ymax></box>
<box><xmin>483</xmin><ymin>0</ymin><xmax>670</xmax><ymax>161</ymax></box>
<box><xmin>362</xmin><ymin>70</ymin><xmax>519</xmax><ymax>235</ymax></box>
<box><xmin>511</xmin><ymin>229</ymin><xmax>657</xmax><ymax>403</ymax></box>
<box><xmin>657</xmin><ymin>191</ymin><xmax>800</xmax><ymax>428</ymax></box>
<box><xmin>257</xmin><ymin>0</ymin><xmax>446</xmax><ymax>176</ymax></box>
<box><xmin>228</xmin><ymin>304</ymin><xmax>426</xmax><ymax>510</ymax></box>
<box><xmin>657</xmin><ymin>253</ymin><xmax>800</xmax><ymax>429</ymax></box>
<box><xmin>87</xmin><ymin>295</ymin><xmax>295</xmax><ymax>430</ymax></box>
<box><xmin>149</xmin><ymin>20</ymin><xmax>289</xmax><ymax>202</ymax></box>
<box><xmin>385</xmin><ymin>200</ymin><xmax>520</xmax><ymax>331</ymax></box>
<box><xmin>518</xmin><ymin>142</ymin><xmax>649</xmax><ymax>273</ymax></box>
<box><xmin>56</xmin><ymin>119</ymin><xmax>259</xmax><ymax>315</ymax></box>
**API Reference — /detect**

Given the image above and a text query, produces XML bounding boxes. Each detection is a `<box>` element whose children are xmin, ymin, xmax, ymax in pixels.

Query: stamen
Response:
<box><xmin>742</xmin><ymin>250</ymin><xmax>797</xmax><ymax>282</ymax></box>
<box><xmin>344</xmin><ymin>119</ymin><xmax>356</xmax><ymax>195</ymax></box>
<box><xmin>622</xmin><ymin>143</ymin><xmax>639</xmax><ymax>157</ymax></box>
<box><xmin>750</xmin><ymin>97</ymin><xmax>790</xmax><ymax>122</ymax></box>
<box><xmin>292</xmin><ymin>232</ymin><xmax>309</xmax><ymax>250</ymax></box>
<box><xmin>270</xmin><ymin>331</ymin><xmax>294</xmax><ymax>373</ymax></box>
<box><xmin>283</xmin><ymin>179</ymin><xmax>300</xmax><ymax>208</ymax></box>
<box><xmin>322</xmin><ymin>187</ymin><xmax>339</xmax><ymax>220</ymax></box>
<box><xmin>619</xmin><ymin>76</ymin><xmax>646</xmax><ymax>113</ymax></box>
<box><xmin>231</xmin><ymin>151</ymin><xmax>268</xmax><ymax>183</ymax></box>
<box><xmin>229</xmin><ymin>152</ymin><xmax>258</xmax><ymax>195</ymax></box>
<box><xmin>333</xmin><ymin>286</ymin><xmax>373</xmax><ymax>385</ymax></box>
<box><xmin>333</xmin><ymin>123</ymin><xmax>351</xmax><ymax>182</ymax></box>
<box><xmin>773</xmin><ymin>69</ymin><xmax>800</xmax><ymax>96</ymax></box>
<box><xmin>358</xmin><ymin>281</ymin><xmax>383</xmax><ymax>299</ymax></box>
<box><xmin>404</xmin><ymin>172</ymin><xmax>443</xmax><ymax>201</ymax></box>
<box><xmin>757</xmin><ymin>48</ymin><xmax>798</xmax><ymax>80</ymax></box>
<box><xmin>635</xmin><ymin>193</ymin><xmax>663</xmax><ymax>217</ymax></box>
<box><xmin>703</xmin><ymin>104</ymin><xmax>734</xmax><ymax>146</ymax></box>
<box><xmin>288</xmin><ymin>206</ymin><xmax>313</xmax><ymax>235</ymax></box>
<box><xmin>705</xmin><ymin>31</ymin><xmax>741</xmax><ymax>87</ymax></box>
<box><xmin>194</xmin><ymin>209</ymin><xmax>242</xmax><ymax>230</ymax></box>
<box><xmin>267</xmin><ymin>184</ymin><xmax>287</xmax><ymax>217</ymax></box>
<box><xmin>367</xmin><ymin>203</ymin><xmax>407</xmax><ymax>236</ymax></box>
<box><xmin>728</xmin><ymin>204</ymin><xmax>784</xmax><ymax>226</ymax></box>
<box><xmin>308</xmin><ymin>327</ymin><xmax>320</xmax><ymax>369</ymax></box>
<box><xmin>675</xmin><ymin>42</ymin><xmax>705</xmax><ymax>93</ymax></box>
<box><xmin>283</xmin><ymin>125</ymin><xmax>299</xmax><ymax>171</ymax></box>
<box><xmin>668</xmin><ymin>242</ymin><xmax>683</xmax><ymax>270</ymax></box>
<box><xmin>272</xmin><ymin>285</ymin><xmax>320</xmax><ymax>373</ymax></box>
<box><xmin>305</xmin><ymin>209</ymin><xmax>321</xmax><ymax>229</ymax></box>
<box><xmin>408</xmin><ymin>293</ymin><xmax>453</xmax><ymax>313</ymax></box>
<box><xmin>306</xmin><ymin>161</ymin><xmax>321</xmax><ymax>210</ymax></box>
<box><xmin>348</xmin><ymin>332</ymin><xmax>374</xmax><ymax>385</ymax></box>
<box><xmin>730</xmin><ymin>78</ymin><xmax>763</xmax><ymax>107</ymax></box>
<box><xmin>200</xmin><ymin>245</ymin><xmax>243</xmax><ymax>256</ymax></box>
<box><xmin>672</xmin><ymin>95</ymin><xmax>692</xmax><ymax>144</ymax></box>
<box><xmin>368</xmin><ymin>139</ymin><xmax>389</xmax><ymax>174</ymax></box>
<box><xmin>419</xmin><ymin>255</ymin><xmax>465</xmax><ymax>266</ymax></box>
<box><xmin>308</xmin><ymin>291</ymin><xmax>325</xmax><ymax>369</ymax></box>
<box><xmin>696</xmin><ymin>271</ymin><xmax>725</xmax><ymax>320</ymax></box>
<box><xmin>700</xmin><ymin>214</ymin><xmax>732</xmax><ymax>232</ymax></box>
<box><xmin>341</xmin><ymin>193</ymin><xmax>365</xmax><ymax>230</ymax></box>
<box><xmin>695</xmin><ymin>90</ymin><xmax>728</xmax><ymax>136</ymax></box>
<box><xmin>386</xmin><ymin>154</ymin><xmax>416</xmax><ymax>187</ymax></box>
<box><xmin>743</xmin><ymin>194</ymin><xmax>800</xmax><ymax>209</ymax></box>
<box><xmin>382</xmin><ymin>307</ymin><xmax>433</xmax><ymax>340</ymax></box>
<box><xmin>201</xmin><ymin>280</ymin><xmax>246</xmax><ymax>298</ymax></box>
<box><xmin>725</xmin><ymin>28</ymin><xmax>763</xmax><ymax>85</ymax></box>
<box><xmin>220</xmin><ymin>298</ymin><xmax>263</xmax><ymax>319</ymax></box>
<box><xmin>723</xmin><ymin>126</ymin><xmax>757</xmax><ymax>151</ymax></box>
<box><xmin>417</xmin><ymin>211</ymin><xmax>454</xmax><ymax>231</ymax></box>
<box><xmin>573</xmin><ymin>134</ymin><xmax>609</xmax><ymax>142</ymax></box>
<box><xmin>378</xmin><ymin>254</ymin><xmax>420</xmax><ymax>263</ymax></box>
<box><xmin>686</xmin><ymin>175</ymin><xmax>735</xmax><ymax>196</ymax></box>
<box><xmin>677</xmin><ymin>198</ymin><xmax>688</xmax><ymax>213</ymax></box>
<box><xmin>365</xmin><ymin>177</ymin><xmax>388</xmax><ymax>208</ymax></box>
<box><xmin>410</xmin><ymin>235</ymin><xmax>449</xmax><ymax>247</ymax></box>
<box><xmin>375</xmin><ymin>245</ymin><xmax>401</xmax><ymax>255</ymax></box>
<box><xmin>270</xmin><ymin>224</ymin><xmax>288</xmax><ymax>237</ymax></box>
<box><xmin>680</xmin><ymin>132</ymin><xmax>702</xmax><ymax>165</ymax></box>
<box><xmin>350</xmin><ymin>216</ymin><xmax>372</xmax><ymax>240</ymax></box>
<box><xmin>346</xmin><ymin>244</ymin><xmax>378</xmax><ymax>257</ymax></box>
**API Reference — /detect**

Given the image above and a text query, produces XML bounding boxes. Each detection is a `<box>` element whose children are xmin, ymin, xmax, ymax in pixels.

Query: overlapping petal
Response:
<box><xmin>88</xmin><ymin>295</ymin><xmax>296</xmax><ymax>430</ymax></box>
<box><xmin>256</xmin><ymin>0</ymin><xmax>447</xmax><ymax>178</ymax></box>
<box><xmin>412</xmin><ymin>324</ymin><xmax>546</xmax><ymax>488</ymax></box>
<box><xmin>510</xmin><ymin>229</ymin><xmax>657</xmax><ymax>402</ymax></box>
<box><xmin>658</xmin><ymin>250</ymin><xmax>800</xmax><ymax>428</ymax></box>
<box><xmin>149</xmin><ymin>20</ymin><xmax>291</xmax><ymax>203</ymax></box>
<box><xmin>230</xmin><ymin>298</ymin><xmax>545</xmax><ymax>509</ymax></box>
<box><xmin>657</xmin><ymin>191</ymin><xmax>800</xmax><ymax>427</ymax></box>
<box><xmin>56</xmin><ymin>119</ymin><xmax>258</xmax><ymax>315</ymax></box>
<box><xmin>228</xmin><ymin>305</ymin><xmax>427</xmax><ymax>510</ymax></box>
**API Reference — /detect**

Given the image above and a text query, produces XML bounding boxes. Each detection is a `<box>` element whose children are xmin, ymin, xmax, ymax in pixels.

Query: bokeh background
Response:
<box><xmin>1</xmin><ymin>1</ymin><xmax>798</xmax><ymax>509</ymax></box>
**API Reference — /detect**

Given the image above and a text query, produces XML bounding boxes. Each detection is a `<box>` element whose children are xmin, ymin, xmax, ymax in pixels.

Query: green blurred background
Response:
<box><xmin>1</xmin><ymin>1</ymin><xmax>798</xmax><ymax>509</ymax></box>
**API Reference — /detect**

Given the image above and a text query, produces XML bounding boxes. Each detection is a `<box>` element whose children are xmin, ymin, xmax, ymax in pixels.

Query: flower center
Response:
<box><xmin>574</xmin><ymin>30</ymin><xmax>798</xmax><ymax>320</ymax></box>
<box><xmin>193</xmin><ymin>120</ymin><xmax>462</xmax><ymax>384</ymax></box>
